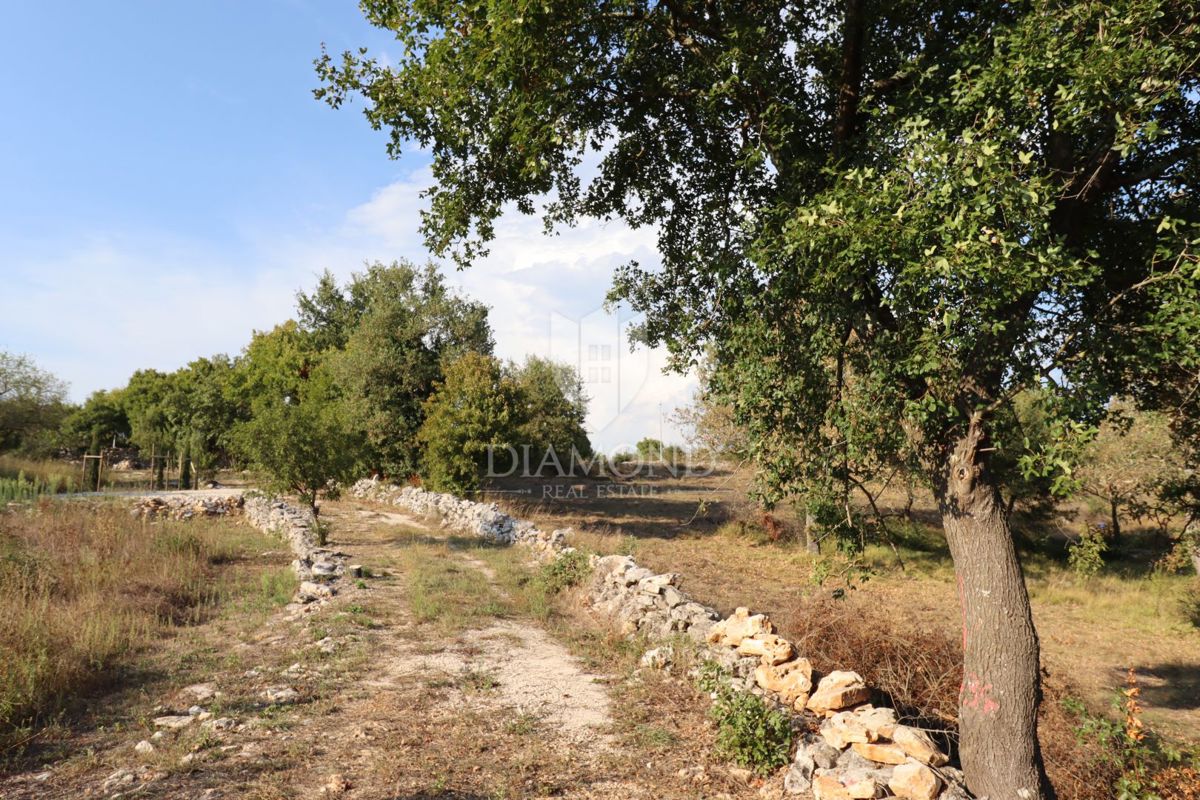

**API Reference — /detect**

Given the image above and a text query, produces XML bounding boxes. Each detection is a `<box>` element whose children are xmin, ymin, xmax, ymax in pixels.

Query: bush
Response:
<box><xmin>707</xmin><ymin>680</ymin><xmax>793</xmax><ymax>773</ymax></box>
<box><xmin>537</xmin><ymin>549</ymin><xmax>592</xmax><ymax>594</ymax></box>
<box><xmin>1069</xmin><ymin>525</ymin><xmax>1108</xmax><ymax>580</ymax></box>
<box><xmin>1061</xmin><ymin>673</ymin><xmax>1200</xmax><ymax>800</ymax></box>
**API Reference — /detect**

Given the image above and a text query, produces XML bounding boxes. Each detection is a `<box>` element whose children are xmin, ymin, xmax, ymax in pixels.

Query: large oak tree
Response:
<box><xmin>317</xmin><ymin>2</ymin><xmax>1200</xmax><ymax>797</ymax></box>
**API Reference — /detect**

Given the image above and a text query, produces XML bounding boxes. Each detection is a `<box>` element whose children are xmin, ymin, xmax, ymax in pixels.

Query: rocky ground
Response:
<box><xmin>0</xmin><ymin>499</ymin><xmax>769</xmax><ymax>800</ymax></box>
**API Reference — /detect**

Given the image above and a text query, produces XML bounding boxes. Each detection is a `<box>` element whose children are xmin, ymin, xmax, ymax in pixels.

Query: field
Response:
<box><xmin>0</xmin><ymin>467</ymin><xmax>1196</xmax><ymax>800</ymax></box>
<box><xmin>0</xmin><ymin>495</ymin><xmax>785</xmax><ymax>800</ymax></box>
<box><xmin>0</xmin><ymin>501</ymin><xmax>296</xmax><ymax>764</ymax></box>
<box><xmin>492</xmin><ymin>463</ymin><xmax>1200</xmax><ymax>796</ymax></box>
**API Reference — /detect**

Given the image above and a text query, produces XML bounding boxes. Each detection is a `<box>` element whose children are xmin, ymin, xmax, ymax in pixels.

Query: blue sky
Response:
<box><xmin>0</xmin><ymin>1</ymin><xmax>694</xmax><ymax>451</ymax></box>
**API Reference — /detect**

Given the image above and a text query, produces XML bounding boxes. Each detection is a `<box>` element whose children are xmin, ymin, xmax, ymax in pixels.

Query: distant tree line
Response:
<box><xmin>0</xmin><ymin>261</ymin><xmax>592</xmax><ymax>508</ymax></box>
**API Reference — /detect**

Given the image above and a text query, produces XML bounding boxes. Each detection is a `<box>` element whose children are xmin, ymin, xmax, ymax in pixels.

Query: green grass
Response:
<box><xmin>391</xmin><ymin>542</ymin><xmax>511</xmax><ymax>632</ymax></box>
<box><xmin>0</xmin><ymin>456</ymin><xmax>80</xmax><ymax>495</ymax></box>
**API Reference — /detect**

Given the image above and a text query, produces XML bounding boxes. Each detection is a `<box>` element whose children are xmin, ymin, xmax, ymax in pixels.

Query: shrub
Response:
<box><xmin>1069</xmin><ymin>525</ymin><xmax>1108</xmax><ymax>580</ymax></box>
<box><xmin>708</xmin><ymin>682</ymin><xmax>793</xmax><ymax>773</ymax></box>
<box><xmin>537</xmin><ymin>549</ymin><xmax>592</xmax><ymax>595</ymax></box>
<box><xmin>1061</xmin><ymin>672</ymin><xmax>1200</xmax><ymax>800</ymax></box>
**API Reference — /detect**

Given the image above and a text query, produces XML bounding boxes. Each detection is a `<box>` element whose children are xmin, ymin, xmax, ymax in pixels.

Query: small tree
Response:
<box><xmin>418</xmin><ymin>353</ymin><xmax>520</xmax><ymax>494</ymax></box>
<box><xmin>232</xmin><ymin>370</ymin><xmax>361</xmax><ymax>540</ymax></box>
<box><xmin>635</xmin><ymin>437</ymin><xmax>664</xmax><ymax>461</ymax></box>
<box><xmin>0</xmin><ymin>351</ymin><xmax>70</xmax><ymax>454</ymax></box>
<box><xmin>1077</xmin><ymin>402</ymin><xmax>1185</xmax><ymax>541</ymax></box>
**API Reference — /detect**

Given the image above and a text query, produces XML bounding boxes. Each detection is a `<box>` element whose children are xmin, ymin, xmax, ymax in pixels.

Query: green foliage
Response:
<box><xmin>1068</xmin><ymin>526</ymin><xmax>1108</xmax><ymax>580</ymax></box>
<box><xmin>116</xmin><ymin>355</ymin><xmax>242</xmax><ymax>475</ymax></box>
<box><xmin>0</xmin><ymin>476</ymin><xmax>55</xmax><ymax>504</ymax></box>
<box><xmin>313</xmin><ymin>262</ymin><xmax>493</xmax><ymax>477</ymax></box>
<box><xmin>694</xmin><ymin>660</ymin><xmax>732</xmax><ymax>694</ymax></box>
<box><xmin>230</xmin><ymin>366</ymin><xmax>362</xmax><ymax>513</ymax></box>
<box><xmin>692</xmin><ymin>658</ymin><xmax>794</xmax><ymax>772</ymax></box>
<box><xmin>320</xmin><ymin>0</ymin><xmax>1200</xmax><ymax>514</ymax></box>
<box><xmin>417</xmin><ymin>352</ymin><xmax>521</xmax><ymax>494</ymax></box>
<box><xmin>0</xmin><ymin>351</ymin><xmax>70</xmax><ymax>455</ymax></box>
<box><xmin>510</xmin><ymin>355</ymin><xmax>591</xmax><ymax>463</ymax></box>
<box><xmin>635</xmin><ymin>438</ymin><xmax>663</xmax><ymax>459</ymax></box>
<box><xmin>1076</xmin><ymin>401</ymin><xmax>1188</xmax><ymax>538</ymax></box>
<box><xmin>1063</xmin><ymin>689</ymin><xmax>1200</xmax><ymax>800</ymax></box>
<box><xmin>537</xmin><ymin>549</ymin><xmax>592</xmax><ymax>594</ymax></box>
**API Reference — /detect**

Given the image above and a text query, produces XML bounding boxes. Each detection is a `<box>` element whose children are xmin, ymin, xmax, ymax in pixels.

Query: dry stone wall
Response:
<box><xmin>241</xmin><ymin>495</ymin><xmax>357</xmax><ymax>607</ymax></box>
<box><xmin>347</xmin><ymin>477</ymin><xmax>971</xmax><ymax>800</ymax></box>
<box><xmin>130</xmin><ymin>493</ymin><xmax>245</xmax><ymax>520</ymax></box>
<box><xmin>132</xmin><ymin>491</ymin><xmax>355</xmax><ymax>608</ymax></box>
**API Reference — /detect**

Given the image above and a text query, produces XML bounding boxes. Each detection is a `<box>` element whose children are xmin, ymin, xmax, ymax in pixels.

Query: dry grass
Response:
<box><xmin>0</xmin><ymin>502</ymin><xmax>293</xmax><ymax>754</ymax></box>
<box><xmin>491</xmin><ymin>468</ymin><xmax>1200</xmax><ymax>800</ymax></box>
<box><xmin>0</xmin><ymin>455</ymin><xmax>80</xmax><ymax>494</ymax></box>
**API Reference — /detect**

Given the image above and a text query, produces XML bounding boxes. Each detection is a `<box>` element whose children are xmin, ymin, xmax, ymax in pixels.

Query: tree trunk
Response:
<box><xmin>803</xmin><ymin>509</ymin><xmax>820</xmax><ymax>554</ymax></box>
<box><xmin>936</xmin><ymin>420</ymin><xmax>1053</xmax><ymax>800</ymax></box>
<box><xmin>1109</xmin><ymin>497</ymin><xmax>1121</xmax><ymax>541</ymax></box>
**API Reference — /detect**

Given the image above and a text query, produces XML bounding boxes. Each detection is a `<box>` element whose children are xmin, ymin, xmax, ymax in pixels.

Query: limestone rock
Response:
<box><xmin>707</xmin><ymin>607</ymin><xmax>775</xmax><ymax>647</ymax></box>
<box><xmin>202</xmin><ymin>717</ymin><xmax>237</xmax><ymax>731</ymax></box>
<box><xmin>809</xmin><ymin>740</ymin><xmax>842</xmax><ymax>769</ymax></box>
<box><xmin>820</xmin><ymin>711</ymin><xmax>873</xmax><ymax>748</ymax></box>
<box><xmin>262</xmin><ymin>686</ymin><xmax>300</xmax><ymax>705</ymax></box>
<box><xmin>153</xmin><ymin>715</ymin><xmax>195</xmax><ymax>730</ymax></box>
<box><xmin>888</xmin><ymin>761</ymin><xmax>942</xmax><ymax>800</ymax></box>
<box><xmin>851</xmin><ymin>705</ymin><xmax>897</xmax><ymax>739</ymax></box>
<box><xmin>298</xmin><ymin>581</ymin><xmax>334</xmax><ymax>603</ymax></box>
<box><xmin>134</xmin><ymin>740</ymin><xmax>155</xmax><ymax>755</ymax></box>
<box><xmin>783</xmin><ymin>748</ymin><xmax>815</xmax><ymax>795</ymax></box>
<box><xmin>754</xmin><ymin>657</ymin><xmax>813</xmax><ymax>705</ymax></box>
<box><xmin>737</xmin><ymin>633</ymin><xmax>796</xmax><ymax>665</ymax></box>
<box><xmin>891</xmin><ymin>725</ymin><xmax>949</xmax><ymax>767</ymax></box>
<box><xmin>812</xmin><ymin>769</ymin><xmax>881</xmax><ymax>800</ymax></box>
<box><xmin>851</xmin><ymin>742</ymin><xmax>908</xmax><ymax>765</ymax></box>
<box><xmin>322</xmin><ymin>773</ymin><xmax>351</xmax><ymax>796</ymax></box>
<box><xmin>807</xmin><ymin>670</ymin><xmax>871</xmax><ymax>714</ymax></box>
<box><xmin>181</xmin><ymin>683</ymin><xmax>220</xmax><ymax>703</ymax></box>
<box><xmin>640</xmin><ymin>646</ymin><xmax>674</xmax><ymax>670</ymax></box>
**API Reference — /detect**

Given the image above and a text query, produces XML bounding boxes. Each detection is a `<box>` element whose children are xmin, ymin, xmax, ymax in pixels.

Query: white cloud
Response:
<box><xmin>0</xmin><ymin>167</ymin><xmax>696</xmax><ymax>452</ymax></box>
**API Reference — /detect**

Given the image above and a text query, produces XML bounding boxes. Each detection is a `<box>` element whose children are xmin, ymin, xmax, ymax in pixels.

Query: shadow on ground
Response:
<box><xmin>1132</xmin><ymin>662</ymin><xmax>1200</xmax><ymax>711</ymax></box>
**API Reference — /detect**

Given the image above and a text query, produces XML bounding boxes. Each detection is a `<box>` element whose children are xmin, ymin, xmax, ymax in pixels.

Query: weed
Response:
<box><xmin>538</xmin><ymin>549</ymin><xmax>592</xmax><ymax>594</ymax></box>
<box><xmin>505</xmin><ymin>712</ymin><xmax>541</xmax><ymax>735</ymax></box>
<box><xmin>688</xmin><ymin>657</ymin><xmax>793</xmax><ymax>773</ymax></box>
<box><xmin>1063</xmin><ymin>674</ymin><xmax>1200</xmax><ymax>800</ymax></box>
<box><xmin>694</xmin><ymin>660</ymin><xmax>731</xmax><ymax>694</ymax></box>
<box><xmin>630</xmin><ymin>723</ymin><xmax>679</xmax><ymax>750</ymax></box>
<box><xmin>459</xmin><ymin>669</ymin><xmax>500</xmax><ymax>692</ymax></box>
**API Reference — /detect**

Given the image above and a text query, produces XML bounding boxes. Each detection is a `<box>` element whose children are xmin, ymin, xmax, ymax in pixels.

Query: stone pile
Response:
<box><xmin>705</xmin><ymin>610</ymin><xmax>967</xmax><ymax>800</ymax></box>
<box><xmin>589</xmin><ymin>554</ymin><xmax>721</xmax><ymax>641</ymax></box>
<box><xmin>131</xmin><ymin>493</ymin><xmax>244</xmax><ymax>520</ymax></box>
<box><xmin>242</xmin><ymin>495</ymin><xmax>355</xmax><ymax>607</ymax></box>
<box><xmin>348</xmin><ymin>477</ymin><xmax>568</xmax><ymax>556</ymax></box>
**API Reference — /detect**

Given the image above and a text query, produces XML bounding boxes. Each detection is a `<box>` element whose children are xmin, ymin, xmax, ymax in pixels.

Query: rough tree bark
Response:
<box><xmin>936</xmin><ymin>417</ymin><xmax>1054</xmax><ymax>800</ymax></box>
<box><xmin>802</xmin><ymin>508</ymin><xmax>820</xmax><ymax>554</ymax></box>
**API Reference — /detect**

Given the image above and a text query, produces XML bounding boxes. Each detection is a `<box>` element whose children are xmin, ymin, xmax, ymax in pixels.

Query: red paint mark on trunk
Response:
<box><xmin>961</xmin><ymin>672</ymin><xmax>999</xmax><ymax>716</ymax></box>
